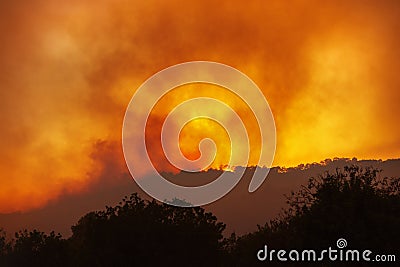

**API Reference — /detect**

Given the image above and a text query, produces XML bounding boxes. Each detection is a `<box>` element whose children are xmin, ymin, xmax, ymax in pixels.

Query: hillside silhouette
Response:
<box><xmin>0</xmin><ymin>165</ymin><xmax>399</xmax><ymax>266</ymax></box>
<box><xmin>1</xmin><ymin>158</ymin><xmax>400</xmax><ymax>237</ymax></box>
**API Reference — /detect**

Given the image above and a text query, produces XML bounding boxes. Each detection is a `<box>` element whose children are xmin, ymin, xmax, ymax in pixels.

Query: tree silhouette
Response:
<box><xmin>3</xmin><ymin>230</ymin><xmax>68</xmax><ymax>267</ymax></box>
<box><xmin>0</xmin><ymin>228</ymin><xmax>11</xmax><ymax>265</ymax></box>
<box><xmin>69</xmin><ymin>193</ymin><xmax>226</xmax><ymax>266</ymax></box>
<box><xmin>231</xmin><ymin>166</ymin><xmax>400</xmax><ymax>266</ymax></box>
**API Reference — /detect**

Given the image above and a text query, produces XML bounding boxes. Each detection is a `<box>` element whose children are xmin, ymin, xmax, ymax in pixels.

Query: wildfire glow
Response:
<box><xmin>1</xmin><ymin>0</ymin><xmax>400</xmax><ymax>212</ymax></box>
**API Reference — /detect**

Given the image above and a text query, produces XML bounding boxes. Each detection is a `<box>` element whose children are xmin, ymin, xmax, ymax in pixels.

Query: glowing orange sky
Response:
<box><xmin>1</xmin><ymin>0</ymin><xmax>400</xmax><ymax>212</ymax></box>
<box><xmin>144</xmin><ymin>83</ymin><xmax>263</xmax><ymax>174</ymax></box>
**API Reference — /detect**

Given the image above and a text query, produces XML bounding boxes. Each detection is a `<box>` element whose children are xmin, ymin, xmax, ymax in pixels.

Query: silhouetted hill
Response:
<box><xmin>1</xmin><ymin>158</ymin><xmax>399</xmax><ymax>238</ymax></box>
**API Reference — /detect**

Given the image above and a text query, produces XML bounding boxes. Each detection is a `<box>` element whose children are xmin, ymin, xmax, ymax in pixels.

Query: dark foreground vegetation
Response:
<box><xmin>1</xmin><ymin>166</ymin><xmax>399</xmax><ymax>266</ymax></box>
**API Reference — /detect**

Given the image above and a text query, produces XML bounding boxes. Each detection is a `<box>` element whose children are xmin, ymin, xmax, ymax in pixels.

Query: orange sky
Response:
<box><xmin>1</xmin><ymin>0</ymin><xmax>400</xmax><ymax>212</ymax></box>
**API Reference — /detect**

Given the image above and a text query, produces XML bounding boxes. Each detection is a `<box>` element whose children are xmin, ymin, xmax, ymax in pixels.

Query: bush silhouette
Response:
<box><xmin>69</xmin><ymin>193</ymin><xmax>226</xmax><ymax>266</ymax></box>
<box><xmin>3</xmin><ymin>230</ymin><xmax>68</xmax><ymax>267</ymax></box>
<box><xmin>231</xmin><ymin>166</ymin><xmax>400</xmax><ymax>266</ymax></box>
